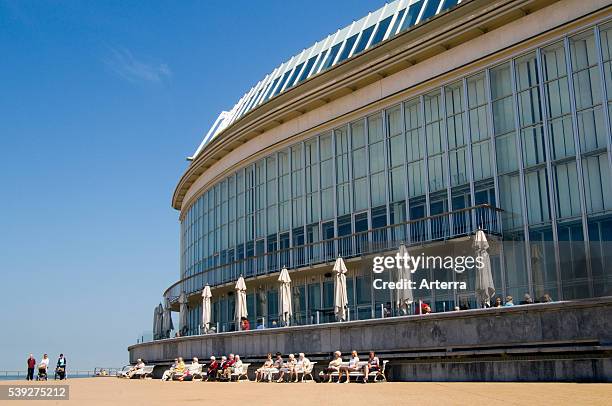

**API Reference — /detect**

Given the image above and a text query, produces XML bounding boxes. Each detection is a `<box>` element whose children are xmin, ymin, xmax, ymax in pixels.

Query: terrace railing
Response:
<box><xmin>163</xmin><ymin>204</ymin><xmax>502</xmax><ymax>303</ymax></box>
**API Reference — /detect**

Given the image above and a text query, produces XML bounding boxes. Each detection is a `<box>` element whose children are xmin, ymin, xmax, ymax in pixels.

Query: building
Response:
<box><xmin>131</xmin><ymin>0</ymin><xmax>612</xmax><ymax>381</ymax></box>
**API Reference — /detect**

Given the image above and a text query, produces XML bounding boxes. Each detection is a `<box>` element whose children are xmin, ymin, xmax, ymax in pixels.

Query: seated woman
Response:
<box><xmin>293</xmin><ymin>353</ymin><xmax>311</xmax><ymax>382</ymax></box>
<box><xmin>177</xmin><ymin>357</ymin><xmax>200</xmax><ymax>381</ymax></box>
<box><xmin>320</xmin><ymin>351</ymin><xmax>342</xmax><ymax>383</ymax></box>
<box><xmin>161</xmin><ymin>359</ymin><xmax>178</xmax><ymax>381</ymax></box>
<box><xmin>171</xmin><ymin>357</ymin><xmax>186</xmax><ymax>380</ymax></box>
<box><xmin>232</xmin><ymin>355</ymin><xmax>244</xmax><ymax>377</ymax></box>
<box><xmin>361</xmin><ymin>351</ymin><xmax>379</xmax><ymax>383</ymax></box>
<box><xmin>276</xmin><ymin>353</ymin><xmax>296</xmax><ymax>383</ymax></box>
<box><xmin>338</xmin><ymin>351</ymin><xmax>360</xmax><ymax>384</ymax></box>
<box><xmin>255</xmin><ymin>353</ymin><xmax>273</xmax><ymax>382</ymax></box>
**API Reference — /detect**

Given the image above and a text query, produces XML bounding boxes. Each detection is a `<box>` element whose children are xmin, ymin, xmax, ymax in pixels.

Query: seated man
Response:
<box><xmin>320</xmin><ymin>351</ymin><xmax>342</xmax><ymax>383</ymax></box>
<box><xmin>361</xmin><ymin>351</ymin><xmax>380</xmax><ymax>383</ymax></box>
<box><xmin>338</xmin><ymin>351</ymin><xmax>360</xmax><ymax>384</ymax></box>
<box><xmin>161</xmin><ymin>359</ymin><xmax>178</xmax><ymax>381</ymax></box>
<box><xmin>276</xmin><ymin>353</ymin><xmax>296</xmax><ymax>383</ymax></box>
<box><xmin>127</xmin><ymin>359</ymin><xmax>145</xmax><ymax>379</ymax></box>
<box><xmin>206</xmin><ymin>356</ymin><xmax>219</xmax><ymax>381</ymax></box>
<box><xmin>293</xmin><ymin>353</ymin><xmax>311</xmax><ymax>382</ymax></box>
<box><xmin>255</xmin><ymin>353</ymin><xmax>273</xmax><ymax>382</ymax></box>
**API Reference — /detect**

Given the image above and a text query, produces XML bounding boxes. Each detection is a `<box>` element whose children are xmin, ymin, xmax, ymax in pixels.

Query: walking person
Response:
<box><xmin>56</xmin><ymin>354</ymin><xmax>67</xmax><ymax>380</ymax></box>
<box><xmin>26</xmin><ymin>354</ymin><xmax>36</xmax><ymax>381</ymax></box>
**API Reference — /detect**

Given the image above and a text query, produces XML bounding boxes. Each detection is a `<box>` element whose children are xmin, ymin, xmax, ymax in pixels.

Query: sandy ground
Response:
<box><xmin>0</xmin><ymin>378</ymin><xmax>611</xmax><ymax>406</ymax></box>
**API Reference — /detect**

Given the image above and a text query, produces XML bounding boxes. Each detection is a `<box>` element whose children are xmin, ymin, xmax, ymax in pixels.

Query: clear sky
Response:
<box><xmin>0</xmin><ymin>0</ymin><xmax>383</xmax><ymax>371</ymax></box>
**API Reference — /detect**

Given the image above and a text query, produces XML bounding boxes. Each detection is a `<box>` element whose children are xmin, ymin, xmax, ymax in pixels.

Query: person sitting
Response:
<box><xmin>421</xmin><ymin>302</ymin><xmax>432</xmax><ymax>314</ymax></box>
<box><xmin>541</xmin><ymin>293</ymin><xmax>553</xmax><ymax>303</ymax></box>
<box><xmin>178</xmin><ymin>357</ymin><xmax>201</xmax><ymax>381</ymax></box>
<box><xmin>493</xmin><ymin>297</ymin><xmax>503</xmax><ymax>307</ymax></box>
<box><xmin>215</xmin><ymin>356</ymin><xmax>228</xmax><ymax>380</ymax></box>
<box><xmin>320</xmin><ymin>351</ymin><xmax>342</xmax><ymax>383</ymax></box>
<box><xmin>504</xmin><ymin>296</ymin><xmax>515</xmax><ymax>306</ymax></box>
<box><xmin>293</xmin><ymin>353</ymin><xmax>311</xmax><ymax>382</ymax></box>
<box><xmin>240</xmin><ymin>317</ymin><xmax>250</xmax><ymax>331</ymax></box>
<box><xmin>127</xmin><ymin>359</ymin><xmax>145</xmax><ymax>379</ymax></box>
<box><xmin>255</xmin><ymin>353</ymin><xmax>273</xmax><ymax>382</ymax></box>
<box><xmin>171</xmin><ymin>357</ymin><xmax>186</xmax><ymax>380</ymax></box>
<box><xmin>276</xmin><ymin>353</ymin><xmax>296</xmax><ymax>383</ymax></box>
<box><xmin>520</xmin><ymin>293</ymin><xmax>534</xmax><ymax>305</ymax></box>
<box><xmin>161</xmin><ymin>359</ymin><xmax>178</xmax><ymax>381</ymax></box>
<box><xmin>338</xmin><ymin>350</ymin><xmax>360</xmax><ymax>384</ymax></box>
<box><xmin>206</xmin><ymin>356</ymin><xmax>219</xmax><ymax>381</ymax></box>
<box><xmin>361</xmin><ymin>351</ymin><xmax>379</xmax><ymax>383</ymax></box>
<box><xmin>219</xmin><ymin>354</ymin><xmax>236</xmax><ymax>380</ymax></box>
<box><xmin>231</xmin><ymin>355</ymin><xmax>244</xmax><ymax>379</ymax></box>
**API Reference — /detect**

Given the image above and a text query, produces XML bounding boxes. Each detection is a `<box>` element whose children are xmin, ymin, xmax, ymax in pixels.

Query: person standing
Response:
<box><xmin>26</xmin><ymin>354</ymin><xmax>36</xmax><ymax>381</ymax></box>
<box><xmin>56</xmin><ymin>354</ymin><xmax>67</xmax><ymax>380</ymax></box>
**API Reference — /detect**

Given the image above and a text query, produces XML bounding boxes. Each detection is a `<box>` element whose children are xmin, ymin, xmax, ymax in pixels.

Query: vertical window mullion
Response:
<box><xmin>511</xmin><ymin>57</ymin><xmax>534</xmax><ymax>299</ymax></box>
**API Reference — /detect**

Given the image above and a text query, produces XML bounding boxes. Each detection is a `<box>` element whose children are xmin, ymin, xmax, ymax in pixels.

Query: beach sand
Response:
<box><xmin>1</xmin><ymin>378</ymin><xmax>611</xmax><ymax>405</ymax></box>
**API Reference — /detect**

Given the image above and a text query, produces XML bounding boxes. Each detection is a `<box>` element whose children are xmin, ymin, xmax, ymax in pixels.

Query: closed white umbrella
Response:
<box><xmin>179</xmin><ymin>292</ymin><xmax>188</xmax><ymax>335</ymax></box>
<box><xmin>162</xmin><ymin>298</ymin><xmax>174</xmax><ymax>338</ymax></box>
<box><xmin>235</xmin><ymin>276</ymin><xmax>248</xmax><ymax>330</ymax></box>
<box><xmin>333</xmin><ymin>257</ymin><xmax>348</xmax><ymax>322</ymax></box>
<box><xmin>201</xmin><ymin>285</ymin><xmax>212</xmax><ymax>334</ymax></box>
<box><xmin>278</xmin><ymin>267</ymin><xmax>292</xmax><ymax>326</ymax></box>
<box><xmin>474</xmin><ymin>230</ymin><xmax>495</xmax><ymax>307</ymax></box>
<box><xmin>396</xmin><ymin>244</ymin><xmax>414</xmax><ymax>315</ymax></box>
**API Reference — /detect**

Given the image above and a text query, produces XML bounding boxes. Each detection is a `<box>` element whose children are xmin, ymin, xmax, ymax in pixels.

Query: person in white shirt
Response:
<box><xmin>38</xmin><ymin>354</ymin><xmax>50</xmax><ymax>380</ymax></box>
<box><xmin>293</xmin><ymin>353</ymin><xmax>311</xmax><ymax>382</ymax></box>
<box><xmin>127</xmin><ymin>359</ymin><xmax>145</xmax><ymax>379</ymax></box>
<box><xmin>338</xmin><ymin>350</ymin><xmax>360</xmax><ymax>384</ymax></box>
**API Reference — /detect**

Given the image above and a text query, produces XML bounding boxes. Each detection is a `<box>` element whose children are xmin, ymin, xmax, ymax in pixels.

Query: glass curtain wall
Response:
<box><xmin>177</xmin><ymin>22</ymin><xmax>612</xmax><ymax>334</ymax></box>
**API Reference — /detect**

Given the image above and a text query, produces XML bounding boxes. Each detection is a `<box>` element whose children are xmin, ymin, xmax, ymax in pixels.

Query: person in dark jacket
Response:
<box><xmin>55</xmin><ymin>354</ymin><xmax>67</xmax><ymax>380</ymax></box>
<box><xmin>26</xmin><ymin>354</ymin><xmax>36</xmax><ymax>381</ymax></box>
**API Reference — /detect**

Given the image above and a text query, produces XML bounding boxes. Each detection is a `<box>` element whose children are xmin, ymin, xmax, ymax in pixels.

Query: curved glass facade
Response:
<box><xmin>176</xmin><ymin>21</ymin><xmax>612</xmax><ymax>335</ymax></box>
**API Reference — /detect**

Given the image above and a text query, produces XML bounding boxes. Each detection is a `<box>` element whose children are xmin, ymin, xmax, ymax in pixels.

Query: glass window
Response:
<box><xmin>370</xmin><ymin>16</ymin><xmax>393</xmax><ymax>46</ymax></box>
<box><xmin>525</xmin><ymin>169</ymin><xmax>550</xmax><ymax>224</ymax></box>
<box><xmin>420</xmin><ymin>0</ymin><xmax>441</xmax><ymax>21</ymax></box>
<box><xmin>322</xmin><ymin>42</ymin><xmax>342</xmax><ymax>70</ymax></box>
<box><xmin>554</xmin><ymin>161</ymin><xmax>581</xmax><ymax>219</ymax></box>
<box><xmin>499</xmin><ymin>174</ymin><xmax>524</xmax><ymax>229</ymax></box>
<box><xmin>408</xmin><ymin>161</ymin><xmax>425</xmax><ymax>197</ymax></box>
<box><xmin>389</xmin><ymin>166</ymin><xmax>406</xmax><ymax>202</ymax></box>
<box><xmin>521</xmin><ymin>125</ymin><xmax>546</xmax><ymax>167</ymax></box>
<box><xmin>353</xmin><ymin>25</ymin><xmax>375</xmax><ymax>54</ymax></box>
<box><xmin>337</xmin><ymin>34</ymin><xmax>358</xmax><ymax>63</ymax></box>
<box><xmin>472</xmin><ymin>141</ymin><xmax>493</xmax><ymax>181</ymax></box>
<box><xmin>582</xmin><ymin>154</ymin><xmax>612</xmax><ymax>213</ymax></box>
<box><xmin>296</xmin><ymin>56</ymin><xmax>317</xmax><ymax>84</ymax></box>
<box><xmin>449</xmin><ymin>147</ymin><xmax>468</xmax><ymax>186</ymax></box>
<box><xmin>428</xmin><ymin>154</ymin><xmax>445</xmax><ymax>192</ymax></box>
<box><xmin>495</xmin><ymin>132</ymin><xmax>518</xmax><ymax>173</ymax></box>
<box><xmin>401</xmin><ymin>0</ymin><xmax>424</xmax><ymax>31</ymax></box>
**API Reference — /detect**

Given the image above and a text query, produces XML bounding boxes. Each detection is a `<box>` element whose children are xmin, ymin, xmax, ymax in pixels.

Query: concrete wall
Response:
<box><xmin>129</xmin><ymin>297</ymin><xmax>612</xmax><ymax>381</ymax></box>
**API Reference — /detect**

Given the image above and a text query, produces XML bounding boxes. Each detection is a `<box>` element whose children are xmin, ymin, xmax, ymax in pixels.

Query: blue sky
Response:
<box><xmin>0</xmin><ymin>0</ymin><xmax>382</xmax><ymax>371</ymax></box>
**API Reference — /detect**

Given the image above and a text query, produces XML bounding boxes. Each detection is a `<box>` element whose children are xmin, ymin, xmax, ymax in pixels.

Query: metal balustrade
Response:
<box><xmin>164</xmin><ymin>205</ymin><xmax>502</xmax><ymax>303</ymax></box>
